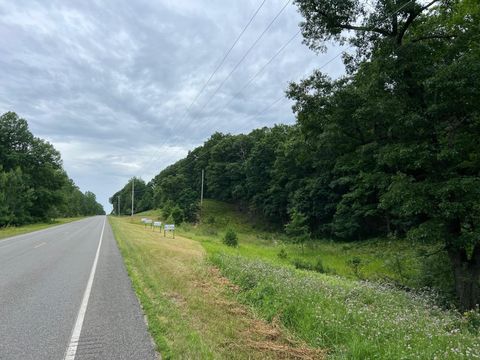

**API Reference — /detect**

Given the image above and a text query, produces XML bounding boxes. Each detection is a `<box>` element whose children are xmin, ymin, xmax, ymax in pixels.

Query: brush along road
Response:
<box><xmin>0</xmin><ymin>216</ymin><xmax>156</xmax><ymax>360</ymax></box>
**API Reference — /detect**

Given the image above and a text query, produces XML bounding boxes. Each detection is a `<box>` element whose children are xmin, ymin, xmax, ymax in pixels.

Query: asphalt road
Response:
<box><xmin>0</xmin><ymin>216</ymin><xmax>157</xmax><ymax>360</ymax></box>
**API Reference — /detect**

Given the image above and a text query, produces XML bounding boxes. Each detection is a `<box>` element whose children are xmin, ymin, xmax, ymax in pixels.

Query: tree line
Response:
<box><xmin>0</xmin><ymin>112</ymin><xmax>105</xmax><ymax>226</ymax></box>
<box><xmin>111</xmin><ymin>1</ymin><xmax>479</xmax><ymax>309</ymax></box>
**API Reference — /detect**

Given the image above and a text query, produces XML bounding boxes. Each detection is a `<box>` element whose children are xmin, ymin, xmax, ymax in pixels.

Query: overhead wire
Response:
<box><xmin>151</xmin><ymin>0</ymin><xmax>417</xmax><ymax>177</ymax></box>
<box><xmin>194</xmin><ymin>0</ymin><xmax>292</xmax><ymax>115</ymax></box>
<box><xmin>138</xmin><ymin>0</ymin><xmax>417</xmax><ymax>191</ymax></box>
<box><xmin>180</xmin><ymin>0</ymin><xmax>268</xmax><ymax>121</ymax></box>
<box><xmin>205</xmin><ymin>29</ymin><xmax>301</xmax><ymax>120</ymax></box>
<box><xmin>140</xmin><ymin>0</ymin><xmax>273</xmax><ymax>177</ymax></box>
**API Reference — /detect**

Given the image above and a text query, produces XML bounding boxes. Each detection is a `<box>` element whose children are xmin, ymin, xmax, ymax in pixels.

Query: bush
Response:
<box><xmin>162</xmin><ymin>200</ymin><xmax>174</xmax><ymax>219</ymax></box>
<box><xmin>277</xmin><ymin>248</ymin><xmax>288</xmax><ymax>260</ymax></box>
<box><xmin>464</xmin><ymin>308</ymin><xmax>480</xmax><ymax>333</ymax></box>
<box><xmin>347</xmin><ymin>256</ymin><xmax>362</xmax><ymax>278</ymax></box>
<box><xmin>223</xmin><ymin>229</ymin><xmax>238</xmax><ymax>247</ymax></box>
<box><xmin>171</xmin><ymin>205</ymin><xmax>184</xmax><ymax>224</ymax></box>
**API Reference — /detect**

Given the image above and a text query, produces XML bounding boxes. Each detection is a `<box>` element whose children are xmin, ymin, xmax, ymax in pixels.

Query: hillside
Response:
<box><xmin>113</xmin><ymin>201</ymin><xmax>480</xmax><ymax>358</ymax></box>
<box><xmin>139</xmin><ymin>199</ymin><xmax>447</xmax><ymax>293</ymax></box>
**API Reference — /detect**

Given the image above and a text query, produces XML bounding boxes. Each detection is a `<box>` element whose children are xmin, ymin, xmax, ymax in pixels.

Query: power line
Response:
<box><xmin>141</xmin><ymin>0</ymin><xmax>415</xmax><ymax>185</ymax></box>
<box><xmin>227</xmin><ymin>0</ymin><xmax>416</xmax><ymax>133</ymax></box>
<box><xmin>195</xmin><ymin>0</ymin><xmax>292</xmax><ymax>115</ymax></box>
<box><xmin>149</xmin><ymin>0</ymin><xmax>417</xmax><ymax>178</ymax></box>
<box><xmin>206</xmin><ymin>29</ymin><xmax>301</xmax><ymax>119</ymax></box>
<box><xmin>139</xmin><ymin>0</ymin><xmax>271</xmax><ymax>177</ymax></box>
<box><xmin>181</xmin><ymin>0</ymin><xmax>268</xmax><ymax>120</ymax></box>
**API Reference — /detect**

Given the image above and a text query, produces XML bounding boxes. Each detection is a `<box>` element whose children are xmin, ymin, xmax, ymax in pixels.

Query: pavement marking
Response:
<box><xmin>34</xmin><ymin>242</ymin><xmax>46</xmax><ymax>249</ymax></box>
<box><xmin>64</xmin><ymin>217</ymin><xmax>106</xmax><ymax>360</ymax></box>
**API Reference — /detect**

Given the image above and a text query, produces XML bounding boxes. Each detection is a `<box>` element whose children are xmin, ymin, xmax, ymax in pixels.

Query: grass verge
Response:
<box><xmin>138</xmin><ymin>201</ymin><xmax>430</xmax><ymax>288</ymax></box>
<box><xmin>210</xmin><ymin>252</ymin><xmax>480</xmax><ymax>359</ymax></box>
<box><xmin>109</xmin><ymin>215</ymin><xmax>324</xmax><ymax>359</ymax></box>
<box><xmin>0</xmin><ymin>217</ymin><xmax>84</xmax><ymax>240</ymax></box>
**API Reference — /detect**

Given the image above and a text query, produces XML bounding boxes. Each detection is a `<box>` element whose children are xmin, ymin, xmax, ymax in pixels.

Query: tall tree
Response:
<box><xmin>290</xmin><ymin>0</ymin><xmax>480</xmax><ymax>309</ymax></box>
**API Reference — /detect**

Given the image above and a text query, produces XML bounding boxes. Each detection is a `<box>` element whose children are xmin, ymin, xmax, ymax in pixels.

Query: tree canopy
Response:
<box><xmin>0</xmin><ymin>112</ymin><xmax>105</xmax><ymax>226</ymax></box>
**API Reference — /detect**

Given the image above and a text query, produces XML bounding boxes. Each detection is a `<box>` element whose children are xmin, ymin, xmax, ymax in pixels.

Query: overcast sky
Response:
<box><xmin>0</xmin><ymin>0</ymin><xmax>345</xmax><ymax>212</ymax></box>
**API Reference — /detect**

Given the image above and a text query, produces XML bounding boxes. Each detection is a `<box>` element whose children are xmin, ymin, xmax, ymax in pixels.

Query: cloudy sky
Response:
<box><xmin>0</xmin><ymin>0</ymin><xmax>345</xmax><ymax>212</ymax></box>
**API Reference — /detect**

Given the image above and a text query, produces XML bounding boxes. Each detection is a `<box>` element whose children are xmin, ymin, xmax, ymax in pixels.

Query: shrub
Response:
<box><xmin>171</xmin><ymin>205</ymin><xmax>184</xmax><ymax>224</ymax></box>
<box><xmin>464</xmin><ymin>308</ymin><xmax>480</xmax><ymax>333</ymax></box>
<box><xmin>292</xmin><ymin>257</ymin><xmax>325</xmax><ymax>273</ymax></box>
<box><xmin>277</xmin><ymin>248</ymin><xmax>288</xmax><ymax>260</ymax></box>
<box><xmin>347</xmin><ymin>256</ymin><xmax>362</xmax><ymax>278</ymax></box>
<box><xmin>162</xmin><ymin>200</ymin><xmax>174</xmax><ymax>219</ymax></box>
<box><xmin>285</xmin><ymin>210</ymin><xmax>310</xmax><ymax>252</ymax></box>
<box><xmin>223</xmin><ymin>229</ymin><xmax>238</xmax><ymax>247</ymax></box>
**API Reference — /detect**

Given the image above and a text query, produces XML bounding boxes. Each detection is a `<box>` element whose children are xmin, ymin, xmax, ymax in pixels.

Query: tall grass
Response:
<box><xmin>211</xmin><ymin>253</ymin><xmax>480</xmax><ymax>359</ymax></box>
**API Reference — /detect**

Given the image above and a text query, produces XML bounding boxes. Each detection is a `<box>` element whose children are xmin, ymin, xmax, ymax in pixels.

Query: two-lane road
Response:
<box><xmin>0</xmin><ymin>216</ymin><xmax>157</xmax><ymax>360</ymax></box>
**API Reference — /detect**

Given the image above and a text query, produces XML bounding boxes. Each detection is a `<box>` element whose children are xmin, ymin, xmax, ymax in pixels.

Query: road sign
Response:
<box><xmin>153</xmin><ymin>221</ymin><xmax>162</xmax><ymax>231</ymax></box>
<box><xmin>164</xmin><ymin>224</ymin><xmax>175</xmax><ymax>238</ymax></box>
<box><xmin>143</xmin><ymin>219</ymin><xmax>153</xmax><ymax>228</ymax></box>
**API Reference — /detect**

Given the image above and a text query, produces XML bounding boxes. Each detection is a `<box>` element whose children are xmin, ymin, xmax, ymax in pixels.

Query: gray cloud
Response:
<box><xmin>0</xmin><ymin>0</ymin><xmax>345</xmax><ymax>211</ymax></box>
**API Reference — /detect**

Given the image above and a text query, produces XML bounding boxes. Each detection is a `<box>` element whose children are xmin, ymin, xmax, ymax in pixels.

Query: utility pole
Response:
<box><xmin>117</xmin><ymin>196</ymin><xmax>120</xmax><ymax>216</ymax></box>
<box><xmin>131</xmin><ymin>178</ymin><xmax>134</xmax><ymax>216</ymax></box>
<box><xmin>200</xmin><ymin>169</ymin><xmax>204</xmax><ymax>205</ymax></box>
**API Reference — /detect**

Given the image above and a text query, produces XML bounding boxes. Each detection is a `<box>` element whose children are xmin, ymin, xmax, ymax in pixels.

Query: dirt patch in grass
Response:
<box><xmin>110</xmin><ymin>216</ymin><xmax>325</xmax><ymax>359</ymax></box>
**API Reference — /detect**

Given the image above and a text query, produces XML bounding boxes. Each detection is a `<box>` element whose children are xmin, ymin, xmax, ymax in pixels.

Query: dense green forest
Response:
<box><xmin>0</xmin><ymin>112</ymin><xmax>105</xmax><ymax>226</ymax></box>
<box><xmin>111</xmin><ymin>0</ymin><xmax>479</xmax><ymax>309</ymax></box>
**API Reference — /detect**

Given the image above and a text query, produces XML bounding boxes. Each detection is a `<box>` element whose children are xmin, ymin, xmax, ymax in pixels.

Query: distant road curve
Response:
<box><xmin>0</xmin><ymin>216</ymin><xmax>157</xmax><ymax>360</ymax></box>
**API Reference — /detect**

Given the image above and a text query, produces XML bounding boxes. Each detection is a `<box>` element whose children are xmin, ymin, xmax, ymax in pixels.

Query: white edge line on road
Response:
<box><xmin>34</xmin><ymin>242</ymin><xmax>46</xmax><ymax>249</ymax></box>
<box><xmin>64</xmin><ymin>216</ymin><xmax>106</xmax><ymax>360</ymax></box>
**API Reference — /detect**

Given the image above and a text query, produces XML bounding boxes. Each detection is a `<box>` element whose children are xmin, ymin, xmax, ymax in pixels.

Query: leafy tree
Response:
<box><xmin>0</xmin><ymin>167</ymin><xmax>34</xmax><ymax>225</ymax></box>
<box><xmin>290</xmin><ymin>0</ymin><xmax>480</xmax><ymax>309</ymax></box>
<box><xmin>285</xmin><ymin>210</ymin><xmax>311</xmax><ymax>252</ymax></box>
<box><xmin>0</xmin><ymin>112</ymin><xmax>104</xmax><ymax>224</ymax></box>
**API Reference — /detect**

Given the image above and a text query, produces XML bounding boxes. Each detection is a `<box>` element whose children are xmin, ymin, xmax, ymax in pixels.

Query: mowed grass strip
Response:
<box><xmin>109</xmin><ymin>216</ymin><xmax>324</xmax><ymax>360</ymax></box>
<box><xmin>0</xmin><ymin>217</ymin><xmax>85</xmax><ymax>240</ymax></box>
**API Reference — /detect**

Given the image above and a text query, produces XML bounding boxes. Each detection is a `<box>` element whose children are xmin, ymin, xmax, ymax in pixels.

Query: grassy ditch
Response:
<box><xmin>0</xmin><ymin>217</ymin><xmax>84</xmax><ymax>240</ymax></box>
<box><xmin>210</xmin><ymin>252</ymin><xmax>480</xmax><ymax>359</ymax></box>
<box><xmin>109</xmin><ymin>216</ymin><xmax>324</xmax><ymax>359</ymax></box>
